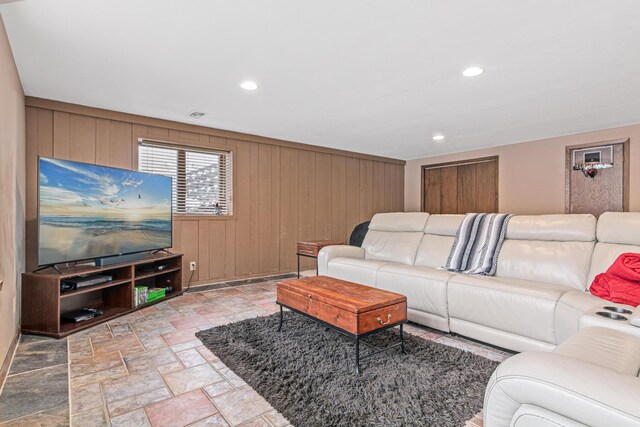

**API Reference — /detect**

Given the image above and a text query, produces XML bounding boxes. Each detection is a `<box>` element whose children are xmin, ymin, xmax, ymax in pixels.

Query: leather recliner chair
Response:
<box><xmin>484</xmin><ymin>326</ymin><xmax>640</xmax><ymax>427</ymax></box>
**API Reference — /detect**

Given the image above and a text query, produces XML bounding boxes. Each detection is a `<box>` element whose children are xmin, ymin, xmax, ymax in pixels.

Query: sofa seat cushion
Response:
<box><xmin>375</xmin><ymin>264</ymin><xmax>451</xmax><ymax>318</ymax></box>
<box><xmin>555</xmin><ymin>327</ymin><xmax>640</xmax><ymax>376</ymax></box>
<box><xmin>326</xmin><ymin>257</ymin><xmax>387</xmax><ymax>287</ymax></box>
<box><xmin>448</xmin><ymin>274</ymin><xmax>568</xmax><ymax>344</ymax></box>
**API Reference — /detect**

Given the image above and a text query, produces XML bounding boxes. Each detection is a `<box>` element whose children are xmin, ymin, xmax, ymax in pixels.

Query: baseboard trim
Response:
<box><xmin>0</xmin><ymin>328</ymin><xmax>20</xmax><ymax>396</ymax></box>
<box><xmin>187</xmin><ymin>270</ymin><xmax>301</xmax><ymax>288</ymax></box>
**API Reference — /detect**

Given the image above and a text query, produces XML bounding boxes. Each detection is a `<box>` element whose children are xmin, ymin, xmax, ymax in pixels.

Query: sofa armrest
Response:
<box><xmin>484</xmin><ymin>352</ymin><xmax>640</xmax><ymax>427</ymax></box>
<box><xmin>317</xmin><ymin>245</ymin><xmax>365</xmax><ymax>275</ymax></box>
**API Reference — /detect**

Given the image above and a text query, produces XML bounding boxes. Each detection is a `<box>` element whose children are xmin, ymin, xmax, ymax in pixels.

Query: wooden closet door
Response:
<box><xmin>440</xmin><ymin>165</ymin><xmax>458</xmax><ymax>213</ymax></box>
<box><xmin>475</xmin><ymin>160</ymin><xmax>498</xmax><ymax>213</ymax></box>
<box><xmin>423</xmin><ymin>165</ymin><xmax>459</xmax><ymax>214</ymax></box>
<box><xmin>422</xmin><ymin>157</ymin><xmax>498</xmax><ymax>214</ymax></box>
<box><xmin>456</xmin><ymin>163</ymin><xmax>478</xmax><ymax>213</ymax></box>
<box><xmin>423</xmin><ymin>168</ymin><xmax>443</xmax><ymax>213</ymax></box>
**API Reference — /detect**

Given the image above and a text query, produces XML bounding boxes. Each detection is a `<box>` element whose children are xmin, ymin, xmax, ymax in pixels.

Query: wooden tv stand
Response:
<box><xmin>21</xmin><ymin>253</ymin><xmax>183</xmax><ymax>338</ymax></box>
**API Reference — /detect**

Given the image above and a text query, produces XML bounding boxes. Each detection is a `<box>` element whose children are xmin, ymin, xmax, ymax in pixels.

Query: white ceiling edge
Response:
<box><xmin>2</xmin><ymin>0</ymin><xmax>640</xmax><ymax>161</ymax></box>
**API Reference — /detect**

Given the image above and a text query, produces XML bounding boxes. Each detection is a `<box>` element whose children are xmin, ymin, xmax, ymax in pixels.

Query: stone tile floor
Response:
<box><xmin>0</xmin><ymin>272</ymin><xmax>511</xmax><ymax>426</ymax></box>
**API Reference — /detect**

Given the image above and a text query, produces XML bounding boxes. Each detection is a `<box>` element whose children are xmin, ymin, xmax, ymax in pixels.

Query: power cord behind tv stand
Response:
<box><xmin>185</xmin><ymin>269</ymin><xmax>195</xmax><ymax>292</ymax></box>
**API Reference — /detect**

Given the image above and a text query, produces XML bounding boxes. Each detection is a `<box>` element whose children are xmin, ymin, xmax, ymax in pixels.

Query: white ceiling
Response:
<box><xmin>2</xmin><ymin>0</ymin><xmax>640</xmax><ymax>160</ymax></box>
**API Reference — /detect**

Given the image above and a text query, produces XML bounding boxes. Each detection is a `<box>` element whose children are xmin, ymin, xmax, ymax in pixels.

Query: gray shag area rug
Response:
<box><xmin>196</xmin><ymin>312</ymin><xmax>499</xmax><ymax>427</ymax></box>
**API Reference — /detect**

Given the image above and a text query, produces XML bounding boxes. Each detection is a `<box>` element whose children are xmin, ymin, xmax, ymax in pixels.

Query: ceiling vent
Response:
<box><xmin>186</xmin><ymin>111</ymin><xmax>206</xmax><ymax>119</ymax></box>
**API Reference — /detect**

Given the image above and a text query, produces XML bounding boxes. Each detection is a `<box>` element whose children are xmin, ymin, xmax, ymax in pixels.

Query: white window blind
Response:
<box><xmin>138</xmin><ymin>141</ymin><xmax>232</xmax><ymax>215</ymax></box>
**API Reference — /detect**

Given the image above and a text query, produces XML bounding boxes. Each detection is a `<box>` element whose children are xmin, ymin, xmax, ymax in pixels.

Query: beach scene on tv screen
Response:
<box><xmin>38</xmin><ymin>158</ymin><xmax>172</xmax><ymax>265</ymax></box>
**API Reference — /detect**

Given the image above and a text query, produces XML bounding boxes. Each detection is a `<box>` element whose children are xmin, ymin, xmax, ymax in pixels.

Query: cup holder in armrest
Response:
<box><xmin>603</xmin><ymin>306</ymin><xmax>633</xmax><ymax>315</ymax></box>
<box><xmin>596</xmin><ymin>311</ymin><xmax>629</xmax><ymax>321</ymax></box>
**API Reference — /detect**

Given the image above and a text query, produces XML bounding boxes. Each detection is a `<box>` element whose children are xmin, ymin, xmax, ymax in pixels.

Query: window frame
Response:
<box><xmin>136</xmin><ymin>138</ymin><xmax>236</xmax><ymax>220</ymax></box>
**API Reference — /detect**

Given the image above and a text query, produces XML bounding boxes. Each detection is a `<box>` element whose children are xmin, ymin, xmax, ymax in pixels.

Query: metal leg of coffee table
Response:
<box><xmin>297</xmin><ymin>255</ymin><xmax>301</xmax><ymax>278</ymax></box>
<box><xmin>400</xmin><ymin>323</ymin><xmax>407</xmax><ymax>354</ymax></box>
<box><xmin>278</xmin><ymin>305</ymin><xmax>283</xmax><ymax>332</ymax></box>
<box><xmin>355</xmin><ymin>335</ymin><xmax>361</xmax><ymax>376</ymax></box>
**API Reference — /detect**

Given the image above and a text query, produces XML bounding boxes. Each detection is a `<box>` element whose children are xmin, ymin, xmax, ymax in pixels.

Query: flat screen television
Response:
<box><xmin>38</xmin><ymin>157</ymin><xmax>173</xmax><ymax>266</ymax></box>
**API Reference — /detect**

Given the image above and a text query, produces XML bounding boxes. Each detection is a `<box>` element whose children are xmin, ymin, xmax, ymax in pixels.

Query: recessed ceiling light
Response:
<box><xmin>240</xmin><ymin>81</ymin><xmax>258</xmax><ymax>90</ymax></box>
<box><xmin>433</xmin><ymin>134</ymin><xmax>445</xmax><ymax>141</ymax></box>
<box><xmin>462</xmin><ymin>66</ymin><xmax>484</xmax><ymax>77</ymax></box>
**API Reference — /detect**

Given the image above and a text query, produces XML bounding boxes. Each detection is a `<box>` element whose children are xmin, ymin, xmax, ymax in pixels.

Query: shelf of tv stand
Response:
<box><xmin>58</xmin><ymin>306</ymin><xmax>130</xmax><ymax>335</ymax></box>
<box><xmin>132</xmin><ymin>290</ymin><xmax>182</xmax><ymax>310</ymax></box>
<box><xmin>135</xmin><ymin>266</ymin><xmax>181</xmax><ymax>281</ymax></box>
<box><xmin>57</xmin><ymin>292</ymin><xmax>184</xmax><ymax>336</ymax></box>
<box><xmin>21</xmin><ymin>253</ymin><xmax>183</xmax><ymax>338</ymax></box>
<box><xmin>60</xmin><ymin>278</ymin><xmax>133</xmax><ymax>299</ymax></box>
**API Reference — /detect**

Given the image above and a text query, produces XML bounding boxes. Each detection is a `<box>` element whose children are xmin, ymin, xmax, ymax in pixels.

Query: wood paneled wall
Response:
<box><xmin>25</xmin><ymin>98</ymin><xmax>405</xmax><ymax>285</ymax></box>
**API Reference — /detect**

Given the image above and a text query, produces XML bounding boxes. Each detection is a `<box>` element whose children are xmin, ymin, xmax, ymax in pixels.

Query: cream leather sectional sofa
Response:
<box><xmin>318</xmin><ymin>211</ymin><xmax>640</xmax><ymax>352</ymax></box>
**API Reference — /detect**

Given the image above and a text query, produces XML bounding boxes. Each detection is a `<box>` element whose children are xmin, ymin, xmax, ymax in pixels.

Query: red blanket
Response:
<box><xmin>590</xmin><ymin>252</ymin><xmax>640</xmax><ymax>307</ymax></box>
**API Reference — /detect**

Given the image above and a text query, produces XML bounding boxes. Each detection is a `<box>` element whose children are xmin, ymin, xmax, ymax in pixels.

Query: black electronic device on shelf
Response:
<box><xmin>61</xmin><ymin>307</ymin><xmax>104</xmax><ymax>323</ymax></box>
<box><xmin>61</xmin><ymin>274</ymin><xmax>112</xmax><ymax>292</ymax></box>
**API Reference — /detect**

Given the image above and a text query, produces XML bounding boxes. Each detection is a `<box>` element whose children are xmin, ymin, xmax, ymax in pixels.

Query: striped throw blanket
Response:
<box><xmin>445</xmin><ymin>213</ymin><xmax>513</xmax><ymax>275</ymax></box>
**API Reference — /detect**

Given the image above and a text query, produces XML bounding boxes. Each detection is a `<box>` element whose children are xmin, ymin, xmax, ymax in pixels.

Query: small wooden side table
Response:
<box><xmin>296</xmin><ymin>240</ymin><xmax>343</xmax><ymax>277</ymax></box>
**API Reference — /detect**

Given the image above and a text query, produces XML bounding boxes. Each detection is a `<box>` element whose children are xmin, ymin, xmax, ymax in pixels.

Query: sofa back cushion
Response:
<box><xmin>587</xmin><ymin>212</ymin><xmax>640</xmax><ymax>285</ymax></box>
<box><xmin>362</xmin><ymin>213</ymin><xmax>429</xmax><ymax>265</ymax></box>
<box><xmin>415</xmin><ymin>215</ymin><xmax>463</xmax><ymax>268</ymax></box>
<box><xmin>366</xmin><ymin>212</ymin><xmax>430</xmax><ymax>232</ymax></box>
<box><xmin>496</xmin><ymin>214</ymin><xmax>596</xmax><ymax>290</ymax></box>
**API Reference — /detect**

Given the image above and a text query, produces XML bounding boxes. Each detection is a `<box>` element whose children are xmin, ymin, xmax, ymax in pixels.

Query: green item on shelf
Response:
<box><xmin>147</xmin><ymin>288</ymin><xmax>166</xmax><ymax>302</ymax></box>
<box><xmin>135</xmin><ymin>286</ymin><xmax>149</xmax><ymax>306</ymax></box>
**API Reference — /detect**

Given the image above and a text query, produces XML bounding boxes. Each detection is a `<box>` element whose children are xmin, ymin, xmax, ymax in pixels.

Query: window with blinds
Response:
<box><xmin>138</xmin><ymin>141</ymin><xmax>233</xmax><ymax>215</ymax></box>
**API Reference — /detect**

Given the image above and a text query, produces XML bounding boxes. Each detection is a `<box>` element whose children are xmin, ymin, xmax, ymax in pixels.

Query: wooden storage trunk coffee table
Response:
<box><xmin>276</xmin><ymin>276</ymin><xmax>408</xmax><ymax>375</ymax></box>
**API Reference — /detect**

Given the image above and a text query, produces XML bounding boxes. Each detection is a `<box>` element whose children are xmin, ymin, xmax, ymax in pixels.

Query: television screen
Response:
<box><xmin>38</xmin><ymin>157</ymin><xmax>172</xmax><ymax>266</ymax></box>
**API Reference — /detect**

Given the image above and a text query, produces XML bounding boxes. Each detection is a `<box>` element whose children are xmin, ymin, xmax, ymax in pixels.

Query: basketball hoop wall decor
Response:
<box><xmin>565</xmin><ymin>138</ymin><xmax>629</xmax><ymax>216</ymax></box>
<box><xmin>572</xmin><ymin>145</ymin><xmax>614</xmax><ymax>179</ymax></box>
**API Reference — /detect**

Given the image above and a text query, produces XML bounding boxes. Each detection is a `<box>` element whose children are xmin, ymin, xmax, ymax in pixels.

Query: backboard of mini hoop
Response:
<box><xmin>572</xmin><ymin>145</ymin><xmax>613</xmax><ymax>171</ymax></box>
<box><xmin>572</xmin><ymin>145</ymin><xmax>614</xmax><ymax>178</ymax></box>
